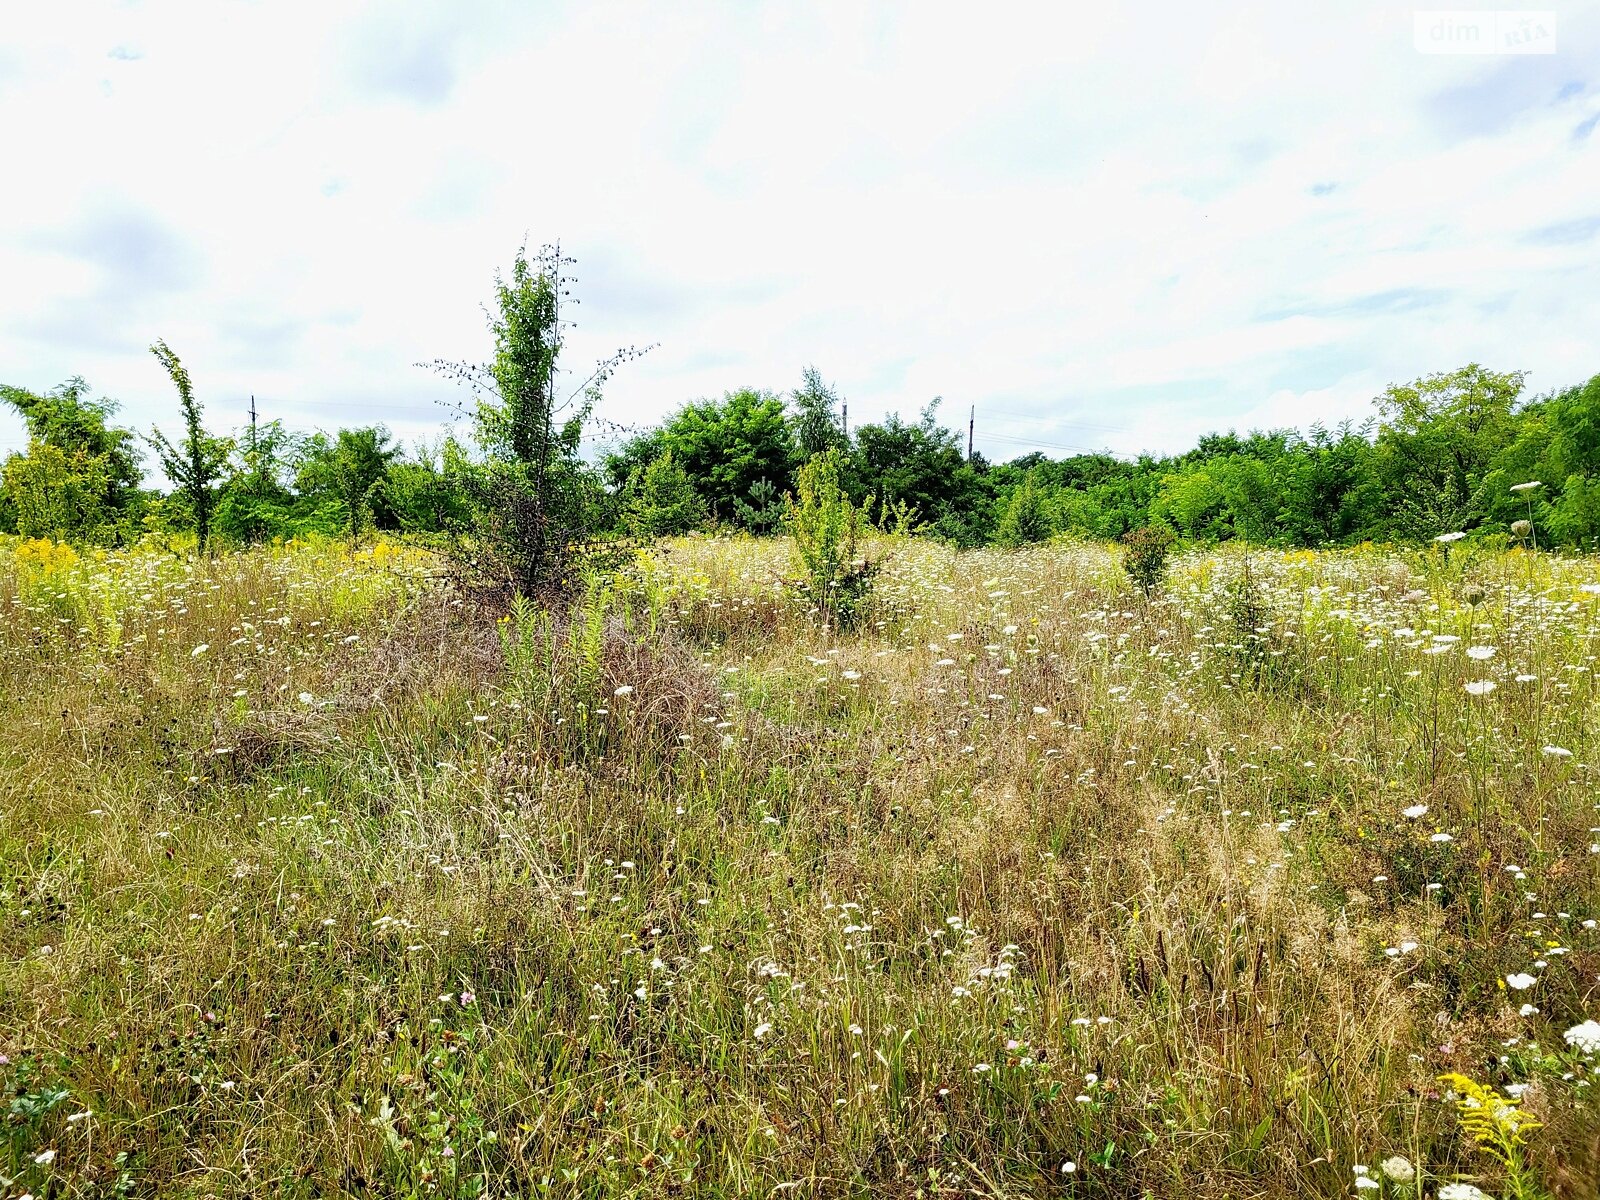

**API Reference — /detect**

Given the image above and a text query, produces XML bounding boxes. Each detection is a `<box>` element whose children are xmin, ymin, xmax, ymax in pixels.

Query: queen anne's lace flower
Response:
<box><xmin>1564</xmin><ymin>1019</ymin><xmax>1600</xmax><ymax>1056</ymax></box>
<box><xmin>1379</xmin><ymin>1156</ymin><xmax>1415</xmax><ymax>1183</ymax></box>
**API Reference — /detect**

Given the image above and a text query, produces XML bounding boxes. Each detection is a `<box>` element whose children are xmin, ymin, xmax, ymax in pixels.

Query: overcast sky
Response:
<box><xmin>2</xmin><ymin>1</ymin><xmax>1598</xmax><ymax>470</ymax></box>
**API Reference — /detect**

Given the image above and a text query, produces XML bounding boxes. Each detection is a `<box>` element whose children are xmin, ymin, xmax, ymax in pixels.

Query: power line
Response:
<box><xmin>978</xmin><ymin>430</ymin><xmax>1113</xmax><ymax>456</ymax></box>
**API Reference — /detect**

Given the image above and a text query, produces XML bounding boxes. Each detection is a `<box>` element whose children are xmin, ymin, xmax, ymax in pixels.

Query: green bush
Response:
<box><xmin>786</xmin><ymin>449</ymin><xmax>877</xmax><ymax>628</ymax></box>
<box><xmin>995</xmin><ymin>469</ymin><xmax>1055</xmax><ymax>547</ymax></box>
<box><xmin>622</xmin><ymin>451</ymin><xmax>706</xmax><ymax>538</ymax></box>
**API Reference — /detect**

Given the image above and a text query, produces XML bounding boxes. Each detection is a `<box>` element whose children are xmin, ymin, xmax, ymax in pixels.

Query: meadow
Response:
<box><xmin>3</xmin><ymin>533</ymin><xmax>1600</xmax><ymax>1199</ymax></box>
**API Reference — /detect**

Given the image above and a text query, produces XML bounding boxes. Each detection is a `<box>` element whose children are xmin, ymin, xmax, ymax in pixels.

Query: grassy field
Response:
<box><xmin>3</xmin><ymin>533</ymin><xmax>1599</xmax><ymax>1199</ymax></box>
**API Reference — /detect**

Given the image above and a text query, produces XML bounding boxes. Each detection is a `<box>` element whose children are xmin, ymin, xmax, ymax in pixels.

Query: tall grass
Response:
<box><xmin>2</xmin><ymin>533</ymin><xmax>1598</xmax><ymax>1198</ymax></box>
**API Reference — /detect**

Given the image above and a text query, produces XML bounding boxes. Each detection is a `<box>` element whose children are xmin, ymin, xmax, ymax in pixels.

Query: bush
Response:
<box><xmin>1121</xmin><ymin>524</ymin><xmax>1176</xmax><ymax>597</ymax></box>
<box><xmin>995</xmin><ymin>469</ymin><xmax>1055</xmax><ymax>547</ymax></box>
<box><xmin>786</xmin><ymin>449</ymin><xmax>877</xmax><ymax>628</ymax></box>
<box><xmin>622</xmin><ymin>451</ymin><xmax>706</xmax><ymax>539</ymax></box>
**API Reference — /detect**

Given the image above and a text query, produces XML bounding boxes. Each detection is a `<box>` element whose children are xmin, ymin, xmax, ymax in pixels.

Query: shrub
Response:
<box><xmin>1121</xmin><ymin>524</ymin><xmax>1176</xmax><ymax>597</ymax></box>
<box><xmin>786</xmin><ymin>449</ymin><xmax>877</xmax><ymax>628</ymax></box>
<box><xmin>622</xmin><ymin>451</ymin><xmax>706</xmax><ymax>539</ymax></box>
<box><xmin>995</xmin><ymin>469</ymin><xmax>1055</xmax><ymax>547</ymax></box>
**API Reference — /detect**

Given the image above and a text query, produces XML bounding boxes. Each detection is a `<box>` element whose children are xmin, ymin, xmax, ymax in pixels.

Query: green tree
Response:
<box><xmin>1276</xmin><ymin>422</ymin><xmax>1384</xmax><ymax>544</ymax></box>
<box><xmin>660</xmin><ymin>388</ymin><xmax>796</xmax><ymax>528</ymax></box>
<box><xmin>733</xmin><ymin>477</ymin><xmax>785</xmax><ymax>534</ymax></box>
<box><xmin>2</xmin><ymin>441</ymin><xmax>116</xmax><ymax>541</ymax></box>
<box><xmin>328</xmin><ymin>426</ymin><xmax>399</xmax><ymax>540</ymax></box>
<box><xmin>1154</xmin><ymin>467</ymin><xmax>1229</xmax><ymax>541</ymax></box>
<box><xmin>1373</xmin><ymin>364</ymin><xmax>1526</xmax><ymax>538</ymax></box>
<box><xmin>787</xmin><ymin>449</ymin><xmax>876</xmax><ymax>628</ymax></box>
<box><xmin>601</xmin><ymin>428</ymin><xmax>667</xmax><ymax>493</ymax></box>
<box><xmin>789</xmin><ymin>365</ymin><xmax>846</xmax><ymax>458</ymax></box>
<box><xmin>847</xmin><ymin>402</ymin><xmax>981</xmax><ymax>540</ymax></box>
<box><xmin>374</xmin><ymin>438</ymin><xmax>474</xmax><ymax>535</ymax></box>
<box><xmin>215</xmin><ymin>418</ymin><xmax>303</xmax><ymax>544</ymax></box>
<box><xmin>1</xmin><ymin>377</ymin><xmax>143</xmax><ymax>541</ymax></box>
<box><xmin>1479</xmin><ymin>372</ymin><xmax>1600</xmax><ymax>548</ymax></box>
<box><xmin>427</xmin><ymin>244</ymin><xmax>648</xmax><ymax>593</ymax></box>
<box><xmin>621</xmin><ymin>450</ymin><xmax>706</xmax><ymax>538</ymax></box>
<box><xmin>146</xmin><ymin>341</ymin><xmax>233</xmax><ymax>553</ymax></box>
<box><xmin>994</xmin><ymin>469</ymin><xmax>1055</xmax><ymax>546</ymax></box>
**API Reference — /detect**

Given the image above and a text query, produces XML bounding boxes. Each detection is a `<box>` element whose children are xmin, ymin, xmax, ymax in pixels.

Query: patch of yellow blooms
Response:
<box><xmin>12</xmin><ymin>536</ymin><xmax>79</xmax><ymax>578</ymax></box>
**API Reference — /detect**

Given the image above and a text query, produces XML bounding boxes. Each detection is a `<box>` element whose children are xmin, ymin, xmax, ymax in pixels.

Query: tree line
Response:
<box><xmin>5</xmin><ymin>249</ymin><xmax>1599</xmax><ymax>559</ymax></box>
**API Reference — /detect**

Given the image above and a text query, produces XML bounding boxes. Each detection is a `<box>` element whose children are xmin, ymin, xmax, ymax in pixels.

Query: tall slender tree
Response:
<box><xmin>425</xmin><ymin>244</ymin><xmax>650</xmax><ymax>593</ymax></box>
<box><xmin>790</xmin><ymin>365</ymin><xmax>846</xmax><ymax>458</ymax></box>
<box><xmin>146</xmin><ymin>340</ymin><xmax>232</xmax><ymax>553</ymax></box>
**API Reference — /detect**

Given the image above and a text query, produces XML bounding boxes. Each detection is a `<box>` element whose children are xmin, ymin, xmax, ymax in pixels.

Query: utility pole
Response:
<box><xmin>841</xmin><ymin>402</ymin><xmax>848</xmax><ymax>441</ymax></box>
<box><xmin>967</xmin><ymin>404</ymin><xmax>975</xmax><ymax>462</ymax></box>
<box><xmin>248</xmin><ymin>394</ymin><xmax>260</xmax><ymax>488</ymax></box>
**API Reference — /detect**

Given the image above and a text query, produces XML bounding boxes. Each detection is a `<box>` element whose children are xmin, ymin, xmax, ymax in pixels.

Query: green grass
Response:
<box><xmin>2</xmin><ymin>533</ymin><xmax>1599</xmax><ymax>1198</ymax></box>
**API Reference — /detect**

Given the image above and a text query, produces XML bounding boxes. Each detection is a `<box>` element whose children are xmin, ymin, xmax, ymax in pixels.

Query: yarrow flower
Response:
<box><xmin>1439</xmin><ymin>1185</ymin><xmax>1491</xmax><ymax>1200</ymax></box>
<box><xmin>1402</xmin><ymin>804</ymin><xmax>1428</xmax><ymax>819</ymax></box>
<box><xmin>1505</xmin><ymin>972</ymin><xmax>1537</xmax><ymax>990</ymax></box>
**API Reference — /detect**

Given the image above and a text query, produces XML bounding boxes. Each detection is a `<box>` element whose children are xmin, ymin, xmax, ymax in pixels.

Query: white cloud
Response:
<box><xmin>1</xmin><ymin>0</ymin><xmax>1597</xmax><ymax>468</ymax></box>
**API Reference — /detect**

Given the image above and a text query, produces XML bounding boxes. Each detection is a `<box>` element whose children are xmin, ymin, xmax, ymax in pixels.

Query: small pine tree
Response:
<box><xmin>622</xmin><ymin>451</ymin><xmax>706</xmax><ymax>538</ymax></box>
<box><xmin>995</xmin><ymin>470</ymin><xmax>1055</xmax><ymax>547</ymax></box>
<box><xmin>733</xmin><ymin>477</ymin><xmax>785</xmax><ymax>534</ymax></box>
<box><xmin>146</xmin><ymin>341</ymin><xmax>233</xmax><ymax>553</ymax></box>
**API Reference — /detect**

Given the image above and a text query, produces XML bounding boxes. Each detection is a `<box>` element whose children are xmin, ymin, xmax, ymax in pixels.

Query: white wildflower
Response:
<box><xmin>1380</xmin><ymin>1156</ymin><xmax>1415</xmax><ymax>1183</ymax></box>
<box><xmin>1563</xmin><ymin>1019</ymin><xmax>1600</xmax><ymax>1055</ymax></box>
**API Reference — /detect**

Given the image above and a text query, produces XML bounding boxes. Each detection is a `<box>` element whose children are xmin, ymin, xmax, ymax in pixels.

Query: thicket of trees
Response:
<box><xmin>5</xmin><ymin>253</ymin><xmax>1600</xmax><ymax>559</ymax></box>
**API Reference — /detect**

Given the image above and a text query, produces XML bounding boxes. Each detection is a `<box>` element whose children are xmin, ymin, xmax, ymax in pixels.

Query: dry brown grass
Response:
<box><xmin>2</xmin><ymin>534</ymin><xmax>1599</xmax><ymax>1197</ymax></box>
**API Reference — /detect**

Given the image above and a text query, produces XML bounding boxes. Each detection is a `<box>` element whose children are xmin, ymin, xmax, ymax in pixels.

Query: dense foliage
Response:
<box><xmin>4</xmin><ymin>261</ymin><xmax>1598</xmax><ymax>556</ymax></box>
